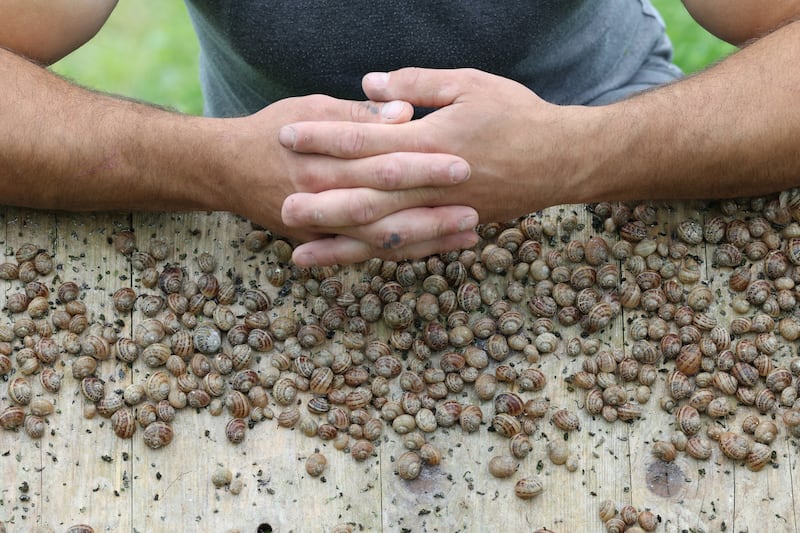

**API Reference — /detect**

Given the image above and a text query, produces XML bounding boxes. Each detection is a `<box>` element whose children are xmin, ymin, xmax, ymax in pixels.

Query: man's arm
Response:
<box><xmin>280</xmin><ymin>10</ymin><xmax>800</xmax><ymax>265</ymax></box>
<box><xmin>0</xmin><ymin>4</ymin><xmax>477</xmax><ymax>259</ymax></box>
<box><xmin>0</xmin><ymin>0</ymin><xmax>118</xmax><ymax>64</ymax></box>
<box><xmin>682</xmin><ymin>0</ymin><xmax>800</xmax><ymax>45</ymax></box>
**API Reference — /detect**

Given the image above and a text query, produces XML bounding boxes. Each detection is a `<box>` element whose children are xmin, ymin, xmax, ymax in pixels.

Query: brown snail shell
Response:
<box><xmin>551</xmin><ymin>408</ymin><xmax>580</xmax><ymax>432</ymax></box>
<box><xmin>514</xmin><ymin>476</ymin><xmax>545</xmax><ymax>500</ymax></box>
<box><xmin>457</xmin><ymin>404</ymin><xmax>482</xmax><ymax>433</ymax></box>
<box><xmin>111</xmin><ymin>408</ymin><xmax>137</xmax><ymax>439</ymax></box>
<box><xmin>305</xmin><ymin>453</ymin><xmax>328</xmax><ymax>477</ymax></box>
<box><xmin>396</xmin><ymin>451</ymin><xmax>422</xmax><ymax>480</ymax></box>
<box><xmin>488</xmin><ymin>455</ymin><xmax>518</xmax><ymax>478</ymax></box>
<box><xmin>0</xmin><ymin>405</ymin><xmax>25</xmax><ymax>430</ymax></box>
<box><xmin>718</xmin><ymin>431</ymin><xmax>751</xmax><ymax>460</ymax></box>
<box><xmin>225</xmin><ymin>417</ymin><xmax>247</xmax><ymax>444</ymax></box>
<box><xmin>143</xmin><ymin>420</ymin><xmax>174</xmax><ymax>449</ymax></box>
<box><xmin>350</xmin><ymin>439</ymin><xmax>375</xmax><ymax>461</ymax></box>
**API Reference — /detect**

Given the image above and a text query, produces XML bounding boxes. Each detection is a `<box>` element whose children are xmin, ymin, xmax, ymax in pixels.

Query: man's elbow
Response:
<box><xmin>682</xmin><ymin>0</ymin><xmax>800</xmax><ymax>46</ymax></box>
<box><xmin>0</xmin><ymin>0</ymin><xmax>118</xmax><ymax>65</ymax></box>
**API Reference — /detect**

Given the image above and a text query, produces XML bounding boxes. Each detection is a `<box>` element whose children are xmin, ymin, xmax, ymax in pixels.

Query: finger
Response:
<box><xmin>292</xmin><ymin>229</ymin><xmax>480</xmax><ymax>267</ymax></box>
<box><xmin>282</xmin><ymin>185</ymin><xmax>464</xmax><ymax>228</ymax></box>
<box><xmin>361</xmin><ymin>67</ymin><xmax>484</xmax><ymax>107</ymax></box>
<box><xmin>279</xmin><ymin>120</ymin><xmax>426</xmax><ymax>158</ymax></box>
<box><xmin>287</xmin><ymin>152</ymin><xmax>470</xmax><ymax>193</ymax></box>
<box><xmin>344</xmin><ymin>99</ymin><xmax>415</xmax><ymax>124</ymax></box>
<box><xmin>318</xmin><ymin>205</ymin><xmax>479</xmax><ymax>250</ymax></box>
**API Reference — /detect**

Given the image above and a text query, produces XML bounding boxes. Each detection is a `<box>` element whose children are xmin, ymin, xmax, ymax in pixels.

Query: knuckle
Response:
<box><xmin>339</xmin><ymin>128</ymin><xmax>367</xmax><ymax>157</ymax></box>
<box><xmin>292</xmin><ymin>171</ymin><xmax>316</xmax><ymax>190</ymax></box>
<box><xmin>404</xmin><ymin>67</ymin><xmax>422</xmax><ymax>86</ymax></box>
<box><xmin>349</xmin><ymin>194</ymin><xmax>378</xmax><ymax>225</ymax></box>
<box><xmin>307</xmin><ymin>93</ymin><xmax>334</xmax><ymax>109</ymax></box>
<box><xmin>280</xmin><ymin>197</ymin><xmax>303</xmax><ymax>227</ymax></box>
<box><xmin>375</xmin><ymin>157</ymin><xmax>404</xmax><ymax>189</ymax></box>
<box><xmin>350</xmin><ymin>101</ymin><xmax>379</xmax><ymax>122</ymax></box>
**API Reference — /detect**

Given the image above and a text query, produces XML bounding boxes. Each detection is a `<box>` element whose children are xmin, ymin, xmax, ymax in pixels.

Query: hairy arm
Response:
<box><xmin>582</xmin><ymin>17</ymin><xmax>800</xmax><ymax>204</ymax></box>
<box><xmin>281</xmin><ymin>10</ymin><xmax>800</xmax><ymax>264</ymax></box>
<box><xmin>0</xmin><ymin>3</ymin><xmax>477</xmax><ymax>257</ymax></box>
<box><xmin>0</xmin><ymin>45</ymin><xmax>235</xmax><ymax>212</ymax></box>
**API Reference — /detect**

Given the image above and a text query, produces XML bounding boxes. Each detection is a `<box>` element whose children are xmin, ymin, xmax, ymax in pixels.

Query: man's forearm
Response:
<box><xmin>0</xmin><ymin>48</ymin><xmax>224</xmax><ymax>212</ymax></box>
<box><xmin>581</xmin><ymin>20</ymin><xmax>800</xmax><ymax>204</ymax></box>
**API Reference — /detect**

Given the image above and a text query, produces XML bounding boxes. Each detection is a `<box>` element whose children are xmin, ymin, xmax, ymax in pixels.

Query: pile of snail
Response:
<box><xmin>4</xmin><ymin>192</ymin><xmax>800</xmax><ymax>525</ymax></box>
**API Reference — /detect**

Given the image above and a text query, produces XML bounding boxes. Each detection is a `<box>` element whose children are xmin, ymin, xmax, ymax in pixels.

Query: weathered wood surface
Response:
<box><xmin>1</xmin><ymin>203</ymin><xmax>799</xmax><ymax>533</ymax></box>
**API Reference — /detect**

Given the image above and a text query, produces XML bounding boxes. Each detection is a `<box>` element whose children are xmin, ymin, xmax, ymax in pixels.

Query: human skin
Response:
<box><xmin>281</xmin><ymin>3</ymin><xmax>800</xmax><ymax>266</ymax></box>
<box><xmin>0</xmin><ymin>1</ymin><xmax>479</xmax><ymax>258</ymax></box>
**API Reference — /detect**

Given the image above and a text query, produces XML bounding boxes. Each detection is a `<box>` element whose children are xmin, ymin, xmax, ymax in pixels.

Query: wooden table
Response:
<box><xmin>0</xmin><ymin>203</ymin><xmax>798</xmax><ymax>533</ymax></box>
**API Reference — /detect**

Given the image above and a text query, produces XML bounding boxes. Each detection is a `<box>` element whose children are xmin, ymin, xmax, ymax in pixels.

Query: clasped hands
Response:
<box><xmin>277</xmin><ymin>67</ymin><xmax>565</xmax><ymax>266</ymax></box>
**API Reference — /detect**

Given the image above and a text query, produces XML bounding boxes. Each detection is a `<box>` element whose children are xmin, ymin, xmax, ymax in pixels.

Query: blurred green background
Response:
<box><xmin>51</xmin><ymin>0</ymin><xmax>737</xmax><ymax>115</ymax></box>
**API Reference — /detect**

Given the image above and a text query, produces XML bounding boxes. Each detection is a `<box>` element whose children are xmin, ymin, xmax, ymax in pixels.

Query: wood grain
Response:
<box><xmin>1</xmin><ymin>203</ymin><xmax>799</xmax><ymax>533</ymax></box>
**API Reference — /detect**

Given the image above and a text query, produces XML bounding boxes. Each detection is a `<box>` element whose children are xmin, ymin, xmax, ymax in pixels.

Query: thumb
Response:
<box><xmin>362</xmin><ymin>67</ymin><xmax>468</xmax><ymax>108</ymax></box>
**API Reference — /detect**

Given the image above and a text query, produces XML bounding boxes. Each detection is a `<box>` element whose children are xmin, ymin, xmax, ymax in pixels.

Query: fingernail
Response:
<box><xmin>278</xmin><ymin>126</ymin><xmax>296</xmax><ymax>148</ymax></box>
<box><xmin>449</xmin><ymin>161</ymin><xmax>470</xmax><ymax>183</ymax></box>
<box><xmin>381</xmin><ymin>100</ymin><xmax>405</xmax><ymax>120</ymax></box>
<box><xmin>364</xmin><ymin>72</ymin><xmax>390</xmax><ymax>88</ymax></box>
<box><xmin>293</xmin><ymin>250</ymin><xmax>317</xmax><ymax>267</ymax></box>
<box><xmin>458</xmin><ymin>214</ymin><xmax>479</xmax><ymax>232</ymax></box>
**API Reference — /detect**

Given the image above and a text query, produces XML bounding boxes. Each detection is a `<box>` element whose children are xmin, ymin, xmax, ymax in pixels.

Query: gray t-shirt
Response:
<box><xmin>184</xmin><ymin>1</ymin><xmax>682</xmax><ymax>117</ymax></box>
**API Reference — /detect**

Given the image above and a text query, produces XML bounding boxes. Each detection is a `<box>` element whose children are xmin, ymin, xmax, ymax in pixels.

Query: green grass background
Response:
<box><xmin>51</xmin><ymin>1</ymin><xmax>737</xmax><ymax>115</ymax></box>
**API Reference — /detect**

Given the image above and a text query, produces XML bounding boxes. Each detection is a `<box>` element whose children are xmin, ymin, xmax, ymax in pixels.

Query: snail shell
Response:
<box><xmin>111</xmin><ymin>408</ymin><xmax>136</xmax><ymax>439</ymax></box>
<box><xmin>114</xmin><ymin>338</ymin><xmax>140</xmax><ymax>364</ymax></box>
<box><xmin>685</xmin><ymin>436</ymin><xmax>713</xmax><ymax>461</ymax></box>
<box><xmin>676</xmin><ymin>219</ymin><xmax>703</xmax><ymax>245</ymax></box>
<box><xmin>458</xmin><ymin>404</ymin><xmax>483</xmax><ymax>432</ymax></box>
<box><xmin>598</xmin><ymin>499</ymin><xmax>617</xmax><ymax>522</ymax></box>
<box><xmin>9</xmin><ymin>376</ymin><xmax>32</xmax><ymax>405</ymax></box>
<box><xmin>187</xmin><ymin>389</ymin><xmax>211</xmax><ymax>409</ymax></box>
<box><xmin>754</xmin><ymin>420</ymin><xmax>779</xmax><ymax>444</ymax></box>
<box><xmin>456</xmin><ymin>282</ymin><xmax>482</xmax><ymax>312</ymax></box>
<box><xmin>143</xmin><ymin>420</ymin><xmax>174</xmax><ymax>449</ymax></box>
<box><xmin>225</xmin><ymin>390</ymin><xmax>252</xmax><ymax>419</ymax></box>
<box><xmin>514</xmin><ymin>476</ymin><xmax>545</xmax><ymax>500</ymax></box>
<box><xmin>493</xmin><ymin>417</ymin><xmax>530</xmax><ymax>450</ymax></box>
<box><xmin>396</xmin><ymin>451</ymin><xmax>422</xmax><ymax>480</ymax></box>
<box><xmin>231</xmin><ymin>369</ymin><xmax>259</xmax><ymax>393</ymax></box>
<box><xmin>142</xmin><ymin>343</ymin><xmax>171</xmax><ymax>368</ymax></box>
<box><xmin>145</xmin><ymin>371</ymin><xmax>171</xmax><ymax>402</ymax></box>
<box><xmin>0</xmin><ymin>405</ymin><xmax>25</xmax><ymax>430</ymax></box>
<box><xmin>80</xmin><ymin>377</ymin><xmax>105</xmax><ymax>403</ymax></box>
<box><xmin>418</xmin><ymin>442</ymin><xmax>442</xmax><ymax>466</ymax></box>
<box><xmin>718</xmin><ymin>431</ymin><xmax>751</xmax><ymax>460</ymax></box>
<box><xmin>97</xmin><ymin>394</ymin><xmax>124</xmax><ymax>418</ymax></box>
<box><xmin>39</xmin><ymin>367</ymin><xmax>62</xmax><ymax>393</ymax></box>
<box><xmin>551</xmin><ymin>408</ymin><xmax>580</xmax><ymax>432</ymax></box>
<box><xmin>193</xmin><ymin>324</ymin><xmax>221</xmax><ymax>355</ymax></box>
<box><xmin>247</xmin><ymin>328</ymin><xmax>274</xmax><ymax>352</ymax></box>
<box><xmin>488</xmin><ymin>455</ymin><xmax>518</xmax><ymax>478</ymax></box>
<box><xmin>225</xmin><ymin>418</ymin><xmax>247</xmax><ymax>444</ymax></box>
<box><xmin>547</xmin><ymin>440</ymin><xmax>569</xmax><ymax>465</ymax></box>
<box><xmin>305</xmin><ymin>453</ymin><xmax>328</xmax><ymax>476</ymax></box>
<box><xmin>494</xmin><ymin>392</ymin><xmax>525</xmax><ymax>417</ymax></box>
<box><xmin>492</xmin><ymin>413</ymin><xmax>522</xmax><ymax>438</ymax></box>
<box><xmin>277</xmin><ymin>406</ymin><xmax>300</xmax><ymax>428</ymax></box>
<box><xmin>675</xmin><ymin>405</ymin><xmax>702</xmax><ymax>435</ymax></box>
<box><xmin>350</xmin><ymin>439</ymin><xmax>375</xmax><ymax>461</ymax></box>
<box><xmin>382</xmin><ymin>301</ymin><xmax>413</xmax><ymax>329</ymax></box>
<box><xmin>652</xmin><ymin>441</ymin><xmax>677</xmax><ymax>462</ymax></box>
<box><xmin>134</xmin><ymin>318</ymin><xmax>165</xmax><ymax>347</ymax></box>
